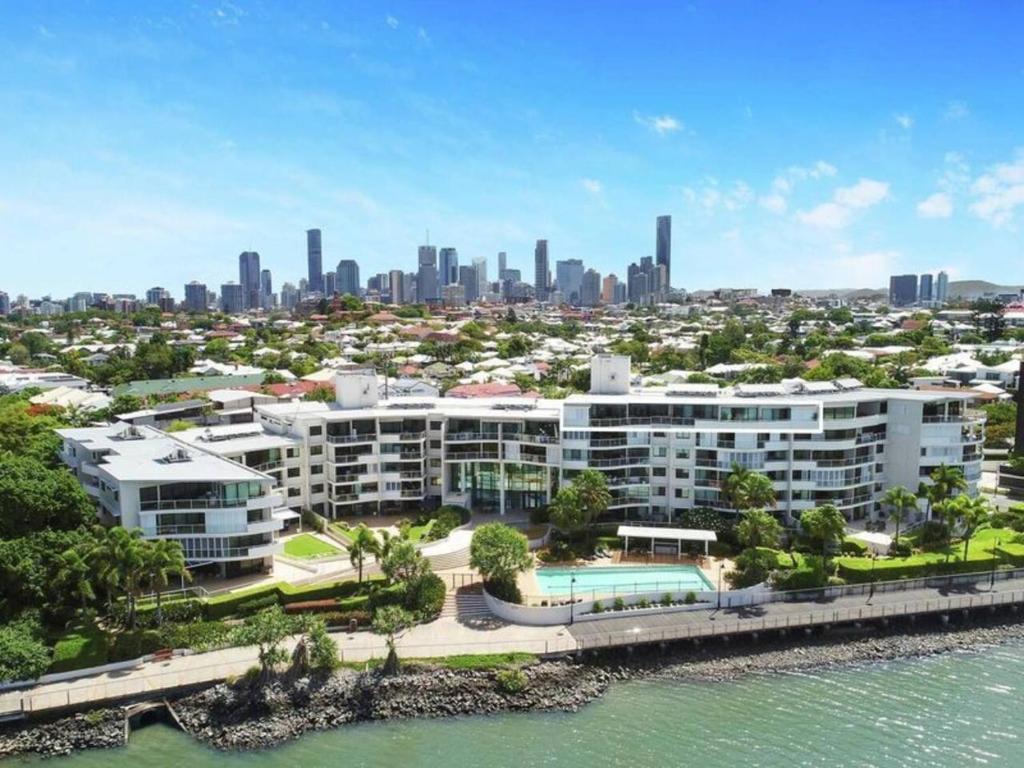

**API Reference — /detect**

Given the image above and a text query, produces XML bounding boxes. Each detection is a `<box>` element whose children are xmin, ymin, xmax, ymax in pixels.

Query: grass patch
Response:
<box><xmin>413</xmin><ymin>652</ymin><xmax>536</xmax><ymax>670</ymax></box>
<box><xmin>283</xmin><ymin>533</ymin><xmax>342</xmax><ymax>559</ymax></box>
<box><xmin>49</xmin><ymin>621</ymin><xmax>110</xmax><ymax>673</ymax></box>
<box><xmin>328</xmin><ymin>523</ymin><xmax>354</xmax><ymax>545</ymax></box>
<box><xmin>404</xmin><ymin>519</ymin><xmax>435</xmax><ymax>543</ymax></box>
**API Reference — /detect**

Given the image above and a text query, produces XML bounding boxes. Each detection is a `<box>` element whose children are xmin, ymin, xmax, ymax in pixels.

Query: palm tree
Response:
<box><xmin>947</xmin><ymin>495</ymin><xmax>991</xmax><ymax>562</ymax></box>
<box><xmin>96</xmin><ymin>526</ymin><xmax>146</xmax><ymax>628</ymax></box>
<box><xmin>348</xmin><ymin>524</ymin><xmax>378</xmax><ymax>584</ymax></box>
<box><xmin>573</xmin><ymin>469</ymin><xmax>611</xmax><ymax>544</ymax></box>
<box><xmin>929</xmin><ymin>464</ymin><xmax>968</xmax><ymax>507</ymax></box>
<box><xmin>740</xmin><ymin>473</ymin><xmax>777</xmax><ymax>511</ymax></box>
<box><xmin>375</xmin><ymin>529</ymin><xmax>400</xmax><ymax>583</ymax></box>
<box><xmin>143</xmin><ymin>539</ymin><xmax>191</xmax><ymax>626</ymax></box>
<box><xmin>882</xmin><ymin>486</ymin><xmax>918</xmax><ymax>548</ymax></box>
<box><xmin>88</xmin><ymin>526</ymin><xmax>123</xmax><ymax>613</ymax></box>
<box><xmin>736</xmin><ymin>509</ymin><xmax>782</xmax><ymax>550</ymax></box>
<box><xmin>54</xmin><ymin>546</ymin><xmax>96</xmax><ymax>613</ymax></box>
<box><xmin>722</xmin><ymin>463</ymin><xmax>751</xmax><ymax>512</ymax></box>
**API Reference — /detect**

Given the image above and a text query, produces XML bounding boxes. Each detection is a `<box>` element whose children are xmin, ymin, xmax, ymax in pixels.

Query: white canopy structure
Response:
<box><xmin>616</xmin><ymin>525</ymin><xmax>718</xmax><ymax>557</ymax></box>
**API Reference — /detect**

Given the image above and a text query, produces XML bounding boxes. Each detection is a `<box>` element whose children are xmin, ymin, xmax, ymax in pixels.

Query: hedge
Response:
<box><xmin>204</xmin><ymin>577</ymin><xmax>381</xmax><ymax>620</ymax></box>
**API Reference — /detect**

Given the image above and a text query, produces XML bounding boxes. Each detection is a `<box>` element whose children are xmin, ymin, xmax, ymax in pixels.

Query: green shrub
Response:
<box><xmin>840</xmin><ymin>538</ymin><xmax>869</xmax><ymax>556</ymax></box>
<box><xmin>613</xmin><ymin>597</ymin><xmax>626</xmax><ymax>611</ymax></box>
<box><xmin>424</xmin><ymin>505</ymin><xmax>471</xmax><ymax>542</ymax></box>
<box><xmin>234</xmin><ymin>594</ymin><xmax>279</xmax><ymax>617</ymax></box>
<box><xmin>368</xmin><ymin>583</ymin><xmax>407</xmax><ymax>612</ymax></box>
<box><xmin>159</xmin><ymin>620</ymin><xmax>232</xmax><ymax>652</ymax></box>
<box><xmin>484</xmin><ymin>578</ymin><xmax>522</xmax><ymax>605</ymax></box>
<box><xmin>320</xmin><ymin>610</ymin><xmax>371</xmax><ymax>628</ymax></box>
<box><xmin>0</xmin><ymin>612</ymin><xmax>50</xmax><ymax>682</ymax></box>
<box><xmin>405</xmin><ymin>573</ymin><xmax>446</xmax><ymax>620</ymax></box>
<box><xmin>888</xmin><ymin>540</ymin><xmax>912</xmax><ymax>558</ymax></box>
<box><xmin>495</xmin><ymin>668</ymin><xmax>528</xmax><ymax>694</ymax></box>
<box><xmin>683</xmin><ymin>591</ymin><xmax>696</xmax><ymax>605</ymax></box>
<box><xmin>637</xmin><ymin>597</ymin><xmax>650</xmax><ymax>609</ymax></box>
<box><xmin>203</xmin><ymin>578</ymin><xmax>378</xmax><ymax>620</ymax></box>
<box><xmin>283</xmin><ymin>599</ymin><xmax>339</xmax><ymax>614</ymax></box>
<box><xmin>916</xmin><ymin>521</ymin><xmax>952</xmax><ymax>548</ymax></box>
<box><xmin>528</xmin><ymin>506</ymin><xmax>550</xmax><ymax>525</ymax></box>
<box><xmin>827</xmin><ymin>576</ymin><xmax>847</xmax><ymax>587</ymax></box>
<box><xmin>661</xmin><ymin>593</ymin><xmax>672</xmax><ymax>607</ymax></box>
<box><xmin>591</xmin><ymin>600</ymin><xmax>604</xmax><ymax>614</ymax></box>
<box><xmin>49</xmin><ymin>621</ymin><xmax>109</xmax><ymax>673</ymax></box>
<box><xmin>108</xmin><ymin>629</ymin><xmax>164</xmax><ymax>661</ymax></box>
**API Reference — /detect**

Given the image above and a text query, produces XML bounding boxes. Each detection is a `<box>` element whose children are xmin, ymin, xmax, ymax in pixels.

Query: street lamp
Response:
<box><xmin>716</xmin><ymin>562</ymin><xmax>723</xmax><ymax>611</ymax></box>
<box><xmin>990</xmin><ymin>538</ymin><xmax>1001</xmax><ymax>590</ymax></box>
<box><xmin>569</xmin><ymin>569</ymin><xmax>577</xmax><ymax>625</ymax></box>
<box><xmin>867</xmin><ymin>553</ymin><xmax>878</xmax><ymax>604</ymax></box>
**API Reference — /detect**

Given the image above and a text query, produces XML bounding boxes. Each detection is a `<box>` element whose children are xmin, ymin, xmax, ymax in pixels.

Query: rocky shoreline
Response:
<box><xmin>4</xmin><ymin>614</ymin><xmax>1024</xmax><ymax>758</ymax></box>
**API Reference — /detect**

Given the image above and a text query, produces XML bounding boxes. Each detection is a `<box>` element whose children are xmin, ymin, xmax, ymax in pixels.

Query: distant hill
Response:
<box><xmin>948</xmin><ymin>280</ymin><xmax>1024</xmax><ymax>299</ymax></box>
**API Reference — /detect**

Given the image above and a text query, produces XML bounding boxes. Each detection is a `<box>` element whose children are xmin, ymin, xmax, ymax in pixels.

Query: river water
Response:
<box><xmin>10</xmin><ymin>643</ymin><xmax>1024</xmax><ymax>767</ymax></box>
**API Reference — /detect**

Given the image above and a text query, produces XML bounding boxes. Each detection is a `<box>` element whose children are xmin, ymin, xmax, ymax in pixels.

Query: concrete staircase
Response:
<box><xmin>440</xmin><ymin>584</ymin><xmax>492</xmax><ymax>619</ymax></box>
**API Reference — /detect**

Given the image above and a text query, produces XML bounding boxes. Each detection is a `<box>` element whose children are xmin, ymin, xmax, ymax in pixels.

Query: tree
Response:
<box><xmin>293</xmin><ymin>615</ymin><xmax>338</xmax><ymax>673</ymax></box>
<box><xmin>800</xmin><ymin>504</ymin><xmax>847</xmax><ymax>556</ymax></box>
<box><xmin>348</xmin><ymin>524</ymin><xmax>378</xmax><ymax>584</ymax></box>
<box><xmin>143</xmin><ymin>539</ymin><xmax>190</xmax><ymax>626</ymax></box>
<box><xmin>723</xmin><ymin>464</ymin><xmax>776</xmax><ymax>513</ymax></box>
<box><xmin>736</xmin><ymin>509</ymin><xmax>782</xmax><ymax>550</ymax></box>
<box><xmin>470</xmin><ymin>523</ymin><xmax>531</xmax><ymax>587</ymax></box>
<box><xmin>380</xmin><ymin>539</ymin><xmax>429</xmax><ymax>586</ymax></box>
<box><xmin>929</xmin><ymin>464</ymin><xmax>968</xmax><ymax>509</ymax></box>
<box><xmin>90</xmin><ymin>526</ymin><xmax>146</xmax><ymax>628</ymax></box>
<box><xmin>548</xmin><ymin>486</ymin><xmax>586</xmax><ymax>537</ymax></box>
<box><xmin>573</xmin><ymin>469</ymin><xmax>611</xmax><ymax>530</ymax></box>
<box><xmin>946</xmin><ymin>495</ymin><xmax>991</xmax><ymax>562</ymax></box>
<box><xmin>372</xmin><ymin>605</ymin><xmax>414</xmax><ymax>675</ymax></box>
<box><xmin>0</xmin><ymin>455</ymin><xmax>94</xmax><ymax>537</ymax></box>
<box><xmin>882</xmin><ymin>486</ymin><xmax>919</xmax><ymax>548</ymax></box>
<box><xmin>233</xmin><ymin>606</ymin><xmax>294</xmax><ymax>682</ymax></box>
<box><xmin>53</xmin><ymin>546</ymin><xmax>96</xmax><ymax>613</ymax></box>
<box><xmin>0</xmin><ymin>612</ymin><xmax>50</xmax><ymax>683</ymax></box>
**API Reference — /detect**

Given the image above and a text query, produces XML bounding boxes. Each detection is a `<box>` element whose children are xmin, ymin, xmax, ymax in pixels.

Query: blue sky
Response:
<box><xmin>1</xmin><ymin>1</ymin><xmax>1023</xmax><ymax>298</ymax></box>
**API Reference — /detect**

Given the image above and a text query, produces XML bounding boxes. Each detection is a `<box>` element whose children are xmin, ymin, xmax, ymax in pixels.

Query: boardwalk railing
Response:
<box><xmin>574</xmin><ymin>588</ymin><xmax>1024</xmax><ymax>651</ymax></box>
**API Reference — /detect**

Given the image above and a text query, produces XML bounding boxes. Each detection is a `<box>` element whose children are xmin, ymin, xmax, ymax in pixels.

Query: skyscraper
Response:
<box><xmin>389</xmin><ymin>269</ymin><xmax>405</xmax><ymax>304</ymax></box>
<box><xmin>238</xmin><ymin>251</ymin><xmax>261</xmax><ymax>310</ymax></box>
<box><xmin>0</xmin><ymin>291</ymin><xmax>9</xmax><ymax>316</ymax></box>
<box><xmin>417</xmin><ymin>246</ymin><xmax>438</xmax><ymax>303</ymax></box>
<box><xmin>656</xmin><ymin>215</ymin><xmax>672</xmax><ymax>289</ymax></box>
<box><xmin>556</xmin><ymin>259</ymin><xmax>584</xmax><ymax>305</ymax></box>
<box><xmin>439</xmin><ymin>248</ymin><xmax>459</xmax><ymax>285</ymax></box>
<box><xmin>280</xmin><ymin>282</ymin><xmax>299</xmax><ymax>310</ymax></box>
<box><xmin>498</xmin><ymin>251</ymin><xmax>507</xmax><ymax>278</ymax></box>
<box><xmin>307</xmin><ymin>229</ymin><xmax>323</xmax><ymax>294</ymax></box>
<box><xmin>534</xmin><ymin>240</ymin><xmax>549</xmax><ymax>302</ymax></box>
<box><xmin>602</xmin><ymin>274</ymin><xmax>619</xmax><ymax>304</ymax></box>
<box><xmin>919</xmin><ymin>273</ymin><xmax>934</xmax><ymax>303</ymax></box>
<box><xmin>936</xmin><ymin>271</ymin><xmax>949</xmax><ymax>305</ymax></box>
<box><xmin>324</xmin><ymin>272</ymin><xmax>336</xmax><ymax>296</ymax></box>
<box><xmin>459</xmin><ymin>265</ymin><xmax>479</xmax><ymax>303</ymax></box>
<box><xmin>472</xmin><ymin>256</ymin><xmax>488</xmax><ymax>298</ymax></box>
<box><xmin>336</xmin><ymin>260</ymin><xmax>360</xmax><ymax>297</ymax></box>
<box><xmin>220</xmin><ymin>282</ymin><xmax>244</xmax><ymax>314</ymax></box>
<box><xmin>580</xmin><ymin>269</ymin><xmax>601</xmax><ymax>307</ymax></box>
<box><xmin>145</xmin><ymin>287</ymin><xmax>169</xmax><ymax>306</ymax></box>
<box><xmin>889</xmin><ymin>274</ymin><xmax>918</xmax><ymax>307</ymax></box>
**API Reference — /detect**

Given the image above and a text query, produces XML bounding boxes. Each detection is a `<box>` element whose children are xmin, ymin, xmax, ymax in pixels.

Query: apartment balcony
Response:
<box><xmin>380</xmin><ymin>431</ymin><xmax>428</xmax><ymax>442</ymax></box>
<box><xmin>444</xmin><ymin>450</ymin><xmax>500</xmax><ymax>461</ymax></box>
<box><xmin>193</xmin><ymin>542</ymin><xmax>282</xmax><ymax>562</ymax></box>
<box><xmin>447</xmin><ymin>432</ymin><xmax>500</xmax><ymax>442</ymax></box>
<box><xmin>517</xmin><ymin>433</ymin><xmax>560</xmax><ymax>445</ymax></box>
<box><xmin>140</xmin><ymin>498</ymin><xmax>256</xmax><ymax>512</ymax></box>
<box><xmin>608</xmin><ymin>496</ymin><xmax>650</xmax><ymax>508</ymax></box>
<box><xmin>332</xmin><ymin>450</ymin><xmax>378</xmax><ymax>465</ymax></box>
<box><xmin>249</xmin><ymin>459</ymin><xmax>284</xmax><ymax>473</ymax></box>
<box><xmin>326</xmin><ymin>433</ymin><xmax>378</xmax><ymax>444</ymax></box>
<box><xmin>588</xmin><ymin>456</ymin><xmax>649</xmax><ymax>468</ymax></box>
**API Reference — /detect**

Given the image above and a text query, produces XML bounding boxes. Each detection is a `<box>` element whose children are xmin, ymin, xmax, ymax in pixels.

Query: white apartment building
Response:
<box><xmin>242</xmin><ymin>355</ymin><xmax>984</xmax><ymax>525</ymax></box>
<box><xmin>58</xmin><ymin>424</ymin><xmax>288</xmax><ymax>577</ymax></box>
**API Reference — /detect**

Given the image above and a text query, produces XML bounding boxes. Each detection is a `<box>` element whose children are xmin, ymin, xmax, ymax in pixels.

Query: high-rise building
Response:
<box><xmin>439</xmin><ymin>248</ymin><xmax>459</xmax><ymax>286</ymax></box>
<box><xmin>307</xmin><ymin>229</ymin><xmax>323</xmax><ymax>294</ymax></box>
<box><xmin>403</xmin><ymin>272</ymin><xmax>417</xmax><ymax>303</ymax></box>
<box><xmin>220</xmin><ymin>282</ymin><xmax>245</xmax><ymax>314</ymax></box>
<box><xmin>498</xmin><ymin>251</ymin><xmax>507</xmax><ymax>279</ymax></box>
<box><xmin>889</xmin><ymin>274</ymin><xmax>918</xmax><ymax>307</ymax></box>
<box><xmin>238</xmin><ymin>251</ymin><xmax>261</xmax><ymax>310</ymax></box>
<box><xmin>534</xmin><ymin>240</ymin><xmax>549</xmax><ymax>302</ymax></box>
<box><xmin>472</xmin><ymin>256</ymin><xmax>488</xmax><ymax>298</ymax></box>
<box><xmin>581</xmin><ymin>269</ymin><xmax>601</xmax><ymax>307</ymax></box>
<box><xmin>336</xmin><ymin>260</ymin><xmax>360</xmax><ymax>297</ymax></box>
<box><xmin>919</xmin><ymin>273</ymin><xmax>934</xmax><ymax>303</ymax></box>
<box><xmin>556</xmin><ymin>259</ymin><xmax>584</xmax><ymax>305</ymax></box>
<box><xmin>0</xmin><ymin>291</ymin><xmax>10</xmax><ymax>316</ymax></box>
<box><xmin>280</xmin><ymin>282</ymin><xmax>299</xmax><ymax>310</ymax></box>
<box><xmin>389</xmin><ymin>269</ymin><xmax>405</xmax><ymax>304</ymax></box>
<box><xmin>936</xmin><ymin>271</ymin><xmax>949</xmax><ymax>305</ymax></box>
<box><xmin>459</xmin><ymin>265</ymin><xmax>479</xmax><ymax>303</ymax></box>
<box><xmin>145</xmin><ymin>287</ymin><xmax>169</xmax><ymax>306</ymax></box>
<box><xmin>602</xmin><ymin>274</ymin><xmax>619</xmax><ymax>304</ymax></box>
<box><xmin>441</xmin><ymin>283</ymin><xmax>466</xmax><ymax>306</ymax></box>
<box><xmin>656</xmin><ymin>215</ymin><xmax>672</xmax><ymax>289</ymax></box>
<box><xmin>324</xmin><ymin>272</ymin><xmax>336</xmax><ymax>296</ymax></box>
<box><xmin>417</xmin><ymin>246</ymin><xmax>438</xmax><ymax>303</ymax></box>
<box><xmin>613</xmin><ymin>282</ymin><xmax>627</xmax><ymax>304</ymax></box>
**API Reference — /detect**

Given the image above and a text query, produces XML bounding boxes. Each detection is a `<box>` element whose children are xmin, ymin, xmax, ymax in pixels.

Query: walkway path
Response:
<box><xmin>568</xmin><ymin>574</ymin><xmax>1024</xmax><ymax>650</ymax></box>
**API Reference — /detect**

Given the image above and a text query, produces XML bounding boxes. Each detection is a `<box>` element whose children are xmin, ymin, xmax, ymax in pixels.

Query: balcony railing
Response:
<box><xmin>140</xmin><ymin>498</ymin><xmax>262</xmax><ymax>511</ymax></box>
<box><xmin>447</xmin><ymin>432</ymin><xmax>500</xmax><ymax>442</ymax></box>
<box><xmin>445</xmin><ymin>451</ymin><xmax>500</xmax><ymax>461</ymax></box>
<box><xmin>326</xmin><ymin>433</ymin><xmax>378</xmax><ymax>444</ymax></box>
<box><xmin>518</xmin><ymin>433</ymin><xmax>559</xmax><ymax>445</ymax></box>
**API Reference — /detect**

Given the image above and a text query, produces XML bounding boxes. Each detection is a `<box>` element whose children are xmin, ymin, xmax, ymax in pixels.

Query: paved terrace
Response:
<box><xmin>568</xmin><ymin>574</ymin><xmax>1024</xmax><ymax>649</ymax></box>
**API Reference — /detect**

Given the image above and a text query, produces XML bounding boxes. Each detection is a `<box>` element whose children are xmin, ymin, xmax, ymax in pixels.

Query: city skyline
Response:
<box><xmin>2</xmin><ymin>2</ymin><xmax>1023</xmax><ymax>296</ymax></box>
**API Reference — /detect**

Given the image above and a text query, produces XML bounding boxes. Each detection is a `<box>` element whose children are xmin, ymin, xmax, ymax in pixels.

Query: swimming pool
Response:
<box><xmin>534</xmin><ymin>565</ymin><xmax>714</xmax><ymax>596</ymax></box>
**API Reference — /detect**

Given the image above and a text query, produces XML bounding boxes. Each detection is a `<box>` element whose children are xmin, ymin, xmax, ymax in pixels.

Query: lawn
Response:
<box><xmin>405</xmin><ymin>519</ymin><xmax>435</xmax><ymax>543</ymax></box>
<box><xmin>49</xmin><ymin>620</ymin><xmax>110</xmax><ymax>673</ymax></box>
<box><xmin>283</xmin><ymin>533</ymin><xmax>343</xmax><ymax>559</ymax></box>
<box><xmin>328</xmin><ymin>523</ymin><xmax>354</xmax><ymax>546</ymax></box>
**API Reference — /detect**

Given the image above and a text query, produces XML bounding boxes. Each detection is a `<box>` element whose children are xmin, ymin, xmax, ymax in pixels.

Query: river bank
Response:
<box><xmin>4</xmin><ymin>613</ymin><xmax>1024</xmax><ymax>759</ymax></box>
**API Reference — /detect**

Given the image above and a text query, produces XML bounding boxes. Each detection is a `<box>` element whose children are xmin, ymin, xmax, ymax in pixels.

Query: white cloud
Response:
<box><xmin>799</xmin><ymin>249</ymin><xmax>900</xmax><ymax>288</ymax></box>
<box><xmin>944</xmin><ymin>100</ymin><xmax>969</xmax><ymax>121</ymax></box>
<box><xmin>797</xmin><ymin>178</ymin><xmax>890</xmax><ymax>228</ymax></box>
<box><xmin>211</xmin><ymin>2</ymin><xmax>246</xmax><ymax>26</ymax></box>
<box><xmin>417</xmin><ymin>27</ymin><xmax>430</xmax><ymax>42</ymax></box>
<box><xmin>682</xmin><ymin>178</ymin><xmax>753</xmax><ymax>214</ymax></box>
<box><xmin>895</xmin><ymin>113</ymin><xmax>913</xmax><ymax>130</ymax></box>
<box><xmin>633</xmin><ymin>111</ymin><xmax>683</xmax><ymax>135</ymax></box>
<box><xmin>757</xmin><ymin>161</ymin><xmax>837</xmax><ymax>215</ymax></box>
<box><xmin>386</xmin><ymin>15</ymin><xmax>399</xmax><ymax>29</ymax></box>
<box><xmin>580</xmin><ymin>178</ymin><xmax>602</xmax><ymax>195</ymax></box>
<box><xmin>786</xmin><ymin>160</ymin><xmax>837</xmax><ymax>180</ymax></box>
<box><xmin>36</xmin><ymin>24</ymin><xmax>54</xmax><ymax>38</ymax></box>
<box><xmin>916</xmin><ymin>192</ymin><xmax>953</xmax><ymax>219</ymax></box>
<box><xmin>759</xmin><ymin>193</ymin><xmax>787</xmax><ymax>214</ymax></box>
<box><xmin>968</xmin><ymin>148</ymin><xmax>1024</xmax><ymax>227</ymax></box>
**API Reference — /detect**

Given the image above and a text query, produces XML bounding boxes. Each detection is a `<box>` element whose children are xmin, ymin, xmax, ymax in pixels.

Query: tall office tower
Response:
<box><xmin>534</xmin><ymin>240</ymin><xmax>549</xmax><ymax>302</ymax></box>
<box><xmin>336</xmin><ymin>259</ymin><xmax>360</xmax><ymax>297</ymax></box>
<box><xmin>0</xmin><ymin>291</ymin><xmax>8</xmax><ymax>316</ymax></box>
<box><xmin>613</xmin><ymin>282</ymin><xmax>627</xmax><ymax>304</ymax></box>
<box><xmin>439</xmin><ymin>247</ymin><xmax>459</xmax><ymax>286</ymax></box>
<box><xmin>497</xmin><ymin>251</ymin><xmax>507</xmax><ymax>279</ymax></box>
<box><xmin>555</xmin><ymin>259</ymin><xmax>584</xmax><ymax>305</ymax></box>
<box><xmin>656</xmin><ymin>215</ymin><xmax>672</xmax><ymax>289</ymax></box>
<box><xmin>220</xmin><ymin>282</ymin><xmax>245</xmax><ymax>314</ymax></box>
<box><xmin>280</xmin><ymin>282</ymin><xmax>299</xmax><ymax>310</ymax></box>
<box><xmin>260</xmin><ymin>268</ymin><xmax>273</xmax><ymax>303</ymax></box>
<box><xmin>306</xmin><ymin>229</ymin><xmax>323</xmax><ymax>294</ymax></box>
<box><xmin>459</xmin><ymin>265</ymin><xmax>479</xmax><ymax>303</ymax></box>
<box><xmin>602</xmin><ymin>274</ymin><xmax>619</xmax><ymax>304</ymax></box>
<box><xmin>389</xmin><ymin>269</ymin><xmax>405</xmax><ymax>304</ymax></box>
<box><xmin>238</xmin><ymin>251</ymin><xmax>261</xmax><ymax>310</ymax></box>
<box><xmin>888</xmin><ymin>274</ymin><xmax>918</xmax><ymax>307</ymax></box>
<box><xmin>472</xmin><ymin>256</ymin><xmax>488</xmax><ymax>297</ymax></box>
<box><xmin>919</xmin><ymin>273</ymin><xmax>934</xmax><ymax>303</ymax></box>
<box><xmin>145</xmin><ymin>287</ymin><xmax>168</xmax><ymax>306</ymax></box>
<box><xmin>936</xmin><ymin>271</ymin><xmax>949</xmax><ymax>305</ymax></box>
<box><xmin>298</xmin><ymin>277</ymin><xmax>309</xmax><ymax>295</ymax></box>
<box><xmin>417</xmin><ymin>245</ymin><xmax>439</xmax><ymax>302</ymax></box>
<box><xmin>580</xmin><ymin>269</ymin><xmax>601</xmax><ymax>307</ymax></box>
<box><xmin>403</xmin><ymin>272</ymin><xmax>417</xmax><ymax>303</ymax></box>
<box><xmin>324</xmin><ymin>272</ymin><xmax>336</xmax><ymax>296</ymax></box>
<box><xmin>441</xmin><ymin>283</ymin><xmax>466</xmax><ymax>306</ymax></box>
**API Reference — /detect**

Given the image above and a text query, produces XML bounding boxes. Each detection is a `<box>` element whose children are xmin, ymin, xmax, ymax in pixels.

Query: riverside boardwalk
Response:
<box><xmin>4</xmin><ymin>574</ymin><xmax>1024</xmax><ymax>718</ymax></box>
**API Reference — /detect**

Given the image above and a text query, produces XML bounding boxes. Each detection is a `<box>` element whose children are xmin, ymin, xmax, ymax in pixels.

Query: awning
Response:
<box><xmin>616</xmin><ymin>525</ymin><xmax>717</xmax><ymax>556</ymax></box>
<box><xmin>273</xmin><ymin>509</ymin><xmax>301</xmax><ymax>521</ymax></box>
